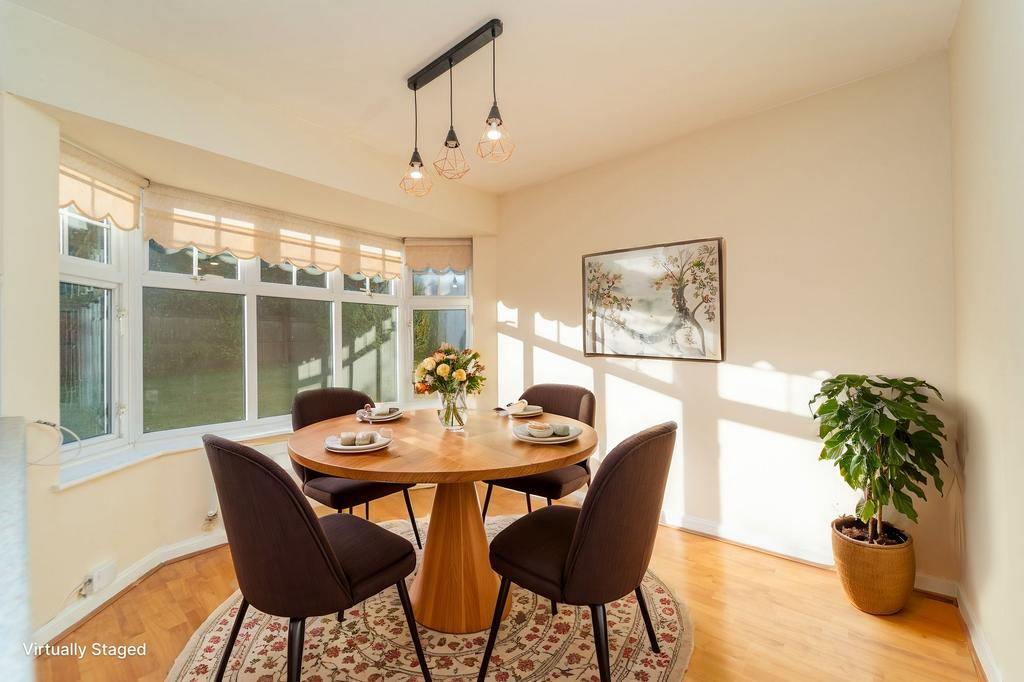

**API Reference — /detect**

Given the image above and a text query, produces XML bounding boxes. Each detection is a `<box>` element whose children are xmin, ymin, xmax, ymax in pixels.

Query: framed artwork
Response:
<box><xmin>582</xmin><ymin>237</ymin><xmax>724</xmax><ymax>361</ymax></box>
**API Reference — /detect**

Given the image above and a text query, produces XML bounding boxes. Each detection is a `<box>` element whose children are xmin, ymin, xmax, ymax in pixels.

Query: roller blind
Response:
<box><xmin>403</xmin><ymin>237</ymin><xmax>473</xmax><ymax>271</ymax></box>
<box><xmin>143</xmin><ymin>184</ymin><xmax>403</xmax><ymax>278</ymax></box>
<box><xmin>59</xmin><ymin>142</ymin><xmax>145</xmax><ymax>230</ymax></box>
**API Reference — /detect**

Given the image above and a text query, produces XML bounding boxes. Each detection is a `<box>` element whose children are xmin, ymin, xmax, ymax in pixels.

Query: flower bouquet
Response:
<box><xmin>414</xmin><ymin>343</ymin><xmax>486</xmax><ymax>431</ymax></box>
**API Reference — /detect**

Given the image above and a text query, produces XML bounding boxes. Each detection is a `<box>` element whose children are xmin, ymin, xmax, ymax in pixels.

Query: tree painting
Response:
<box><xmin>585</xmin><ymin>261</ymin><xmax>633</xmax><ymax>353</ymax></box>
<box><xmin>582</xmin><ymin>238</ymin><xmax>723</xmax><ymax>361</ymax></box>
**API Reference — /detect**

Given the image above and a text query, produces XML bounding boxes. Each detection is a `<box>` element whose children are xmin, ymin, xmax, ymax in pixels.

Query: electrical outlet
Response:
<box><xmin>82</xmin><ymin>560</ymin><xmax>117</xmax><ymax>595</ymax></box>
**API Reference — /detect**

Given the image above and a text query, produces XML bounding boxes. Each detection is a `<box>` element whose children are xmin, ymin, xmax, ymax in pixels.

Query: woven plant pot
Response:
<box><xmin>831</xmin><ymin>516</ymin><xmax>915</xmax><ymax>615</ymax></box>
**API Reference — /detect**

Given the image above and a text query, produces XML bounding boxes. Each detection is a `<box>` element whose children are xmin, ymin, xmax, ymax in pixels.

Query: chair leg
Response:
<box><xmin>590</xmin><ymin>604</ymin><xmax>611</xmax><ymax>682</ymax></box>
<box><xmin>635</xmin><ymin>586</ymin><xmax>661</xmax><ymax>653</ymax></box>
<box><xmin>403</xmin><ymin>489</ymin><xmax>422</xmax><ymax>549</ymax></box>
<box><xmin>478</xmin><ymin>576</ymin><xmax>511</xmax><ymax>682</ymax></box>
<box><xmin>526</xmin><ymin>493</ymin><xmax>532</xmax><ymax>513</ymax></box>
<box><xmin>546</xmin><ymin>497</ymin><xmax>553</xmax><ymax>506</ymax></box>
<box><xmin>551</xmin><ymin>599</ymin><xmax>558</xmax><ymax>616</ymax></box>
<box><xmin>287</xmin><ymin>617</ymin><xmax>305</xmax><ymax>682</ymax></box>
<box><xmin>395</xmin><ymin>580</ymin><xmax>432</xmax><ymax>681</ymax></box>
<box><xmin>348</xmin><ymin>506</ymin><xmax>353</xmax><ymax>514</ymax></box>
<box><xmin>481</xmin><ymin>483</ymin><xmax>493</xmax><ymax>520</ymax></box>
<box><xmin>214</xmin><ymin>597</ymin><xmax>248</xmax><ymax>682</ymax></box>
<box><xmin>337</xmin><ymin>610</ymin><xmax>344</xmax><ymax>623</ymax></box>
<box><xmin>364</xmin><ymin>501</ymin><xmax>370</xmax><ymax>519</ymax></box>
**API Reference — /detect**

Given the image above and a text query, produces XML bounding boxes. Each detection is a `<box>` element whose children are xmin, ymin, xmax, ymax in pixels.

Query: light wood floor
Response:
<box><xmin>36</xmin><ymin>485</ymin><xmax>980</xmax><ymax>681</ymax></box>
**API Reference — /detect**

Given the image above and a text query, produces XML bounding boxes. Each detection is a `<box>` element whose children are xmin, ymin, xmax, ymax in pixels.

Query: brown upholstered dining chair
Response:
<box><xmin>481</xmin><ymin>383</ymin><xmax>596</xmax><ymax>518</ymax></box>
<box><xmin>203</xmin><ymin>435</ymin><xmax>431</xmax><ymax>682</ymax></box>
<box><xmin>477</xmin><ymin>421</ymin><xmax>677</xmax><ymax>682</ymax></box>
<box><xmin>291</xmin><ymin>388</ymin><xmax>421</xmax><ymax>548</ymax></box>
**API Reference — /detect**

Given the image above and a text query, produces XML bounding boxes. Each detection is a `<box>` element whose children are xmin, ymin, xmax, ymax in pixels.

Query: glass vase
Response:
<box><xmin>437</xmin><ymin>386</ymin><xmax>468</xmax><ymax>432</ymax></box>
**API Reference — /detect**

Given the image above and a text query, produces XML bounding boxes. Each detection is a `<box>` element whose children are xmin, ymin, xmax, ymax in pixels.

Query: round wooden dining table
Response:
<box><xmin>287</xmin><ymin>408</ymin><xmax>598</xmax><ymax>634</ymax></box>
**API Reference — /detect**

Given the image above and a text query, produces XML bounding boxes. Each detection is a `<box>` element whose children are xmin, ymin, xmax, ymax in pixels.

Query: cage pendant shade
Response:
<box><xmin>399</xmin><ymin>148</ymin><xmax>432</xmax><ymax>197</ymax></box>
<box><xmin>477</xmin><ymin>102</ymin><xmax>515</xmax><ymax>163</ymax></box>
<box><xmin>434</xmin><ymin>127</ymin><xmax>470</xmax><ymax>179</ymax></box>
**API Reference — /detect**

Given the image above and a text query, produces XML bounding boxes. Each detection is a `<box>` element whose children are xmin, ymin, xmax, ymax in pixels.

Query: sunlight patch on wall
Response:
<box><xmin>605</xmin><ymin>374</ymin><xmax>684</xmax><ymax>522</ymax></box>
<box><xmin>716</xmin><ymin>419</ymin><xmax>857</xmax><ymax>563</ymax></box>
<box><xmin>558</xmin><ymin>322</ymin><xmax>583</xmax><ymax>351</ymax></box>
<box><xmin>497</xmin><ymin>301</ymin><xmax>518</xmax><ymax>327</ymax></box>
<box><xmin>533</xmin><ymin>346</ymin><xmax>594</xmax><ymax>391</ymax></box>
<box><xmin>717</xmin><ymin>362</ymin><xmax>825</xmax><ymax>415</ymax></box>
<box><xmin>497</xmin><ymin>333</ymin><xmax>524</xmax><ymax>405</ymax></box>
<box><xmin>604</xmin><ymin>356</ymin><xmax>674</xmax><ymax>383</ymax></box>
<box><xmin>534</xmin><ymin>312</ymin><xmax>558</xmax><ymax>342</ymax></box>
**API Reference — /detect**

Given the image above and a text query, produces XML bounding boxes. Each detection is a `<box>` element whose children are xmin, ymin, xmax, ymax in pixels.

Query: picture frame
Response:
<box><xmin>582</xmin><ymin>237</ymin><xmax>725</xmax><ymax>362</ymax></box>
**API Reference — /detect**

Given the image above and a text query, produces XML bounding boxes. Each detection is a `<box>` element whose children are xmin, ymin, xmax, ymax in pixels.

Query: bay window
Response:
<box><xmin>257</xmin><ymin>296</ymin><xmax>333</xmax><ymax>417</ymax></box>
<box><xmin>59</xmin><ymin>282</ymin><xmax>113</xmax><ymax>441</ymax></box>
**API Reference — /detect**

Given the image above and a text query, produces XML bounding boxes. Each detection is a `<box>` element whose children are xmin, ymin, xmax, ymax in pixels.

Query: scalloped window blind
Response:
<box><xmin>403</xmin><ymin>238</ymin><xmax>473</xmax><ymax>271</ymax></box>
<box><xmin>59</xmin><ymin>142</ymin><xmax>145</xmax><ymax>230</ymax></box>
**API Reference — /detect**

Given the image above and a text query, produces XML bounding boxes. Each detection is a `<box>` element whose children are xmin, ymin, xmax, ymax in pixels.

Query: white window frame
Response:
<box><xmin>58</xmin><ymin>227</ymin><xmax>473</xmax><ymax>485</ymax></box>
<box><xmin>404</xmin><ymin>267</ymin><xmax>473</xmax><ymax>405</ymax></box>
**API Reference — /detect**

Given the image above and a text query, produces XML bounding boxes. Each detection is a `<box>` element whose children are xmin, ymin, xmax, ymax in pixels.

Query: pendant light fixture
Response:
<box><xmin>398</xmin><ymin>86</ymin><xmax>432</xmax><ymax>197</ymax></box>
<box><xmin>476</xmin><ymin>29</ymin><xmax>515</xmax><ymax>164</ymax></box>
<box><xmin>433</xmin><ymin>59</ymin><xmax>471</xmax><ymax>179</ymax></box>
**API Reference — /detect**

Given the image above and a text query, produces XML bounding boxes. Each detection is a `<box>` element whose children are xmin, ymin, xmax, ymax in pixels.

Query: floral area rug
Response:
<box><xmin>167</xmin><ymin>515</ymin><xmax>693</xmax><ymax>681</ymax></box>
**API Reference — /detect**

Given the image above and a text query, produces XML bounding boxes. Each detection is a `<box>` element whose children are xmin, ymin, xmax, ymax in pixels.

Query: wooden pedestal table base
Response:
<box><xmin>409</xmin><ymin>482</ymin><xmax>511</xmax><ymax>633</ymax></box>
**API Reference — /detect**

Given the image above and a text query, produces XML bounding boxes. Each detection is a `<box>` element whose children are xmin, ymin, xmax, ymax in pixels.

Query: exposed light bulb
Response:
<box><xmin>399</xmin><ymin>149</ymin><xmax>432</xmax><ymax>197</ymax></box>
<box><xmin>486</xmin><ymin>122</ymin><xmax>502</xmax><ymax>140</ymax></box>
<box><xmin>410</xmin><ymin>166</ymin><xmax>423</xmax><ymax>179</ymax></box>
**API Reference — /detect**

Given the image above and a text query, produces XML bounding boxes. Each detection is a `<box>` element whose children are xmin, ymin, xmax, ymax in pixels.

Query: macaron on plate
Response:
<box><xmin>324</xmin><ymin>432</ymin><xmax>392</xmax><ymax>453</ymax></box>
<box><xmin>512</xmin><ymin>422</ymin><xmax>582</xmax><ymax>444</ymax></box>
<box><xmin>506</xmin><ymin>401</ymin><xmax>543</xmax><ymax>418</ymax></box>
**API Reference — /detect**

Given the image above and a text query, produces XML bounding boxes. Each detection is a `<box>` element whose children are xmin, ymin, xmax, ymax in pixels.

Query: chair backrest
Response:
<box><xmin>290</xmin><ymin>388</ymin><xmax>374</xmax><ymax>482</ymax></box>
<box><xmin>520</xmin><ymin>383</ymin><xmax>596</xmax><ymax>474</ymax></box>
<box><xmin>561</xmin><ymin>421</ymin><xmax>677</xmax><ymax>605</ymax></box>
<box><xmin>203</xmin><ymin>434</ymin><xmax>353</xmax><ymax>617</ymax></box>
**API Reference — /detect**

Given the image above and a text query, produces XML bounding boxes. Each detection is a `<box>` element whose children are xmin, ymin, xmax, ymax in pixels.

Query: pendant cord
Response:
<box><xmin>449</xmin><ymin>59</ymin><xmax>454</xmax><ymax>128</ymax></box>
<box><xmin>491</xmin><ymin>35</ymin><xmax>497</xmax><ymax>103</ymax></box>
<box><xmin>414</xmin><ymin>87</ymin><xmax>419</xmax><ymax>150</ymax></box>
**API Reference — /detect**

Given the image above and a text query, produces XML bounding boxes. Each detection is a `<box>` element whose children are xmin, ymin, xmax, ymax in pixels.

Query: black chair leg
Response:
<box><xmin>478</xmin><ymin>576</ymin><xmax>511</xmax><ymax>682</ymax></box>
<box><xmin>214</xmin><ymin>597</ymin><xmax>248</xmax><ymax>682</ymax></box>
<box><xmin>348</xmin><ymin>506</ymin><xmax>353</xmax><ymax>514</ymax></box>
<box><xmin>403</xmin><ymin>489</ymin><xmax>422</xmax><ymax>549</ymax></box>
<box><xmin>546</xmin><ymin>497</ymin><xmax>553</xmax><ymax>506</ymax></box>
<box><xmin>395</xmin><ymin>580</ymin><xmax>432</xmax><ymax>681</ymax></box>
<box><xmin>526</xmin><ymin>493</ymin><xmax>532</xmax><ymax>513</ymax></box>
<box><xmin>337</xmin><ymin>610</ymin><xmax>344</xmax><ymax>623</ymax></box>
<box><xmin>551</xmin><ymin>599</ymin><xmax>558</xmax><ymax>616</ymax></box>
<box><xmin>287</xmin><ymin>617</ymin><xmax>305</xmax><ymax>682</ymax></box>
<box><xmin>635</xmin><ymin>586</ymin><xmax>661</xmax><ymax>653</ymax></box>
<box><xmin>364</xmin><ymin>501</ymin><xmax>370</xmax><ymax>519</ymax></box>
<box><xmin>481</xmin><ymin>484</ymin><xmax>493</xmax><ymax>520</ymax></box>
<box><xmin>590</xmin><ymin>604</ymin><xmax>611</xmax><ymax>682</ymax></box>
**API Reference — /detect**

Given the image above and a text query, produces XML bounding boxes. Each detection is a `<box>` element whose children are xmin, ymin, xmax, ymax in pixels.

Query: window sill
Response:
<box><xmin>55</xmin><ymin>422</ymin><xmax>293</xmax><ymax>490</ymax></box>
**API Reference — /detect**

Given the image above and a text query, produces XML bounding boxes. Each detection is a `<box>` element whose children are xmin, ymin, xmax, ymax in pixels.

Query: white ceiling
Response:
<box><xmin>13</xmin><ymin>0</ymin><xmax>960</xmax><ymax>194</ymax></box>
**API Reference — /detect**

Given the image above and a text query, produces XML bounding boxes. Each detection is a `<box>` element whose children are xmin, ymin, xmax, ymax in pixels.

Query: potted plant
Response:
<box><xmin>809</xmin><ymin>374</ymin><xmax>947</xmax><ymax>614</ymax></box>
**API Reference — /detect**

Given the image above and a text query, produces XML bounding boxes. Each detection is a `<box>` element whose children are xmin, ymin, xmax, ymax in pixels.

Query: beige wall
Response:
<box><xmin>0</xmin><ymin>94</ymin><xmax>227</xmax><ymax>629</ymax></box>
<box><xmin>495</xmin><ymin>54</ymin><xmax>959</xmax><ymax>581</ymax></box>
<box><xmin>950</xmin><ymin>0</ymin><xmax>1024</xmax><ymax>678</ymax></box>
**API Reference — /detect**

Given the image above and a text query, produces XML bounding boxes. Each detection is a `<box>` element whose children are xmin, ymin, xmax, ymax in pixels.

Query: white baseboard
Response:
<box><xmin>914</xmin><ymin>573</ymin><xmax>958</xmax><ymax>598</ymax></box>
<box><xmin>957</xmin><ymin>588</ymin><xmax>1001</xmax><ymax>682</ymax></box>
<box><xmin>31</xmin><ymin>530</ymin><xmax>227</xmax><ymax>646</ymax></box>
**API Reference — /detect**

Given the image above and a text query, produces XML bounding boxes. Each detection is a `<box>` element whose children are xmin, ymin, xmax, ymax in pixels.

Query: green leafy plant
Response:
<box><xmin>809</xmin><ymin>375</ymin><xmax>947</xmax><ymax>544</ymax></box>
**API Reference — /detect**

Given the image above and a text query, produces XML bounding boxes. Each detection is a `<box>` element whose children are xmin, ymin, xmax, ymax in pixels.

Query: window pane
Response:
<box><xmin>59</xmin><ymin>283</ymin><xmax>111</xmax><ymax>441</ymax></box>
<box><xmin>148</xmin><ymin>240</ymin><xmax>194</xmax><ymax>275</ymax></box>
<box><xmin>257</xmin><ymin>296</ymin><xmax>332</xmax><ymax>417</ymax></box>
<box><xmin>343</xmin><ymin>274</ymin><xmax>367</xmax><ymax>292</ymax></box>
<box><xmin>369</xmin><ymin>276</ymin><xmax>393</xmax><ymax>295</ymax></box>
<box><xmin>142</xmin><ymin>288</ymin><xmax>245</xmax><ymax>431</ymax></box>
<box><xmin>65</xmin><ymin>212</ymin><xmax>109</xmax><ymax>263</ymax></box>
<box><xmin>412</xmin><ymin>269</ymin><xmax>466</xmax><ymax>296</ymax></box>
<box><xmin>413</xmin><ymin>309</ymin><xmax>468</xmax><ymax>365</ymax></box>
<box><xmin>260</xmin><ymin>259</ymin><xmax>294</xmax><ymax>285</ymax></box>
<box><xmin>197</xmin><ymin>250</ymin><xmax>238</xmax><ymax>279</ymax></box>
<box><xmin>341</xmin><ymin>303</ymin><xmax>397</xmax><ymax>402</ymax></box>
<box><xmin>296</xmin><ymin>265</ymin><xmax>327</xmax><ymax>288</ymax></box>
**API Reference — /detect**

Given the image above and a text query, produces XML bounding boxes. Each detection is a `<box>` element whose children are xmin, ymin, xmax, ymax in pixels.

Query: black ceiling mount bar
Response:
<box><xmin>407</xmin><ymin>18</ymin><xmax>503</xmax><ymax>90</ymax></box>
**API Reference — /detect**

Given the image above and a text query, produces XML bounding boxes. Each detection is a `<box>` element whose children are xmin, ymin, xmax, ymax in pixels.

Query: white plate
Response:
<box><xmin>359</xmin><ymin>409</ymin><xmax>404</xmax><ymax>423</ymax></box>
<box><xmin>508</xmin><ymin>405</ymin><xmax>543</xmax><ymax>418</ymax></box>
<box><xmin>512</xmin><ymin>424</ymin><xmax>582</xmax><ymax>444</ymax></box>
<box><xmin>324</xmin><ymin>435</ymin><xmax>392</xmax><ymax>454</ymax></box>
